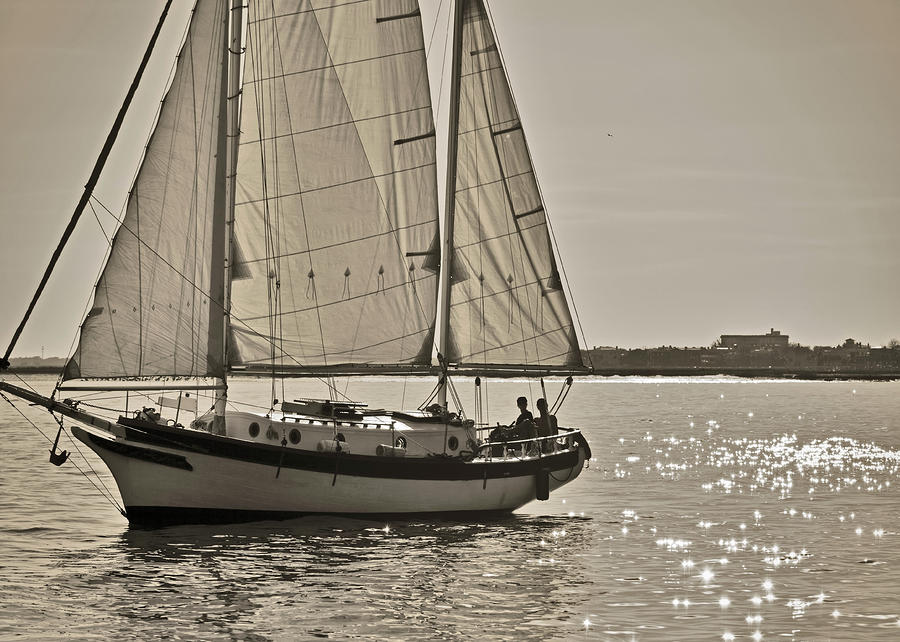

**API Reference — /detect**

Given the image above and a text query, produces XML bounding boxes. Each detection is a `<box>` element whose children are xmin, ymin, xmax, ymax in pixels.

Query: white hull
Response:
<box><xmin>72</xmin><ymin>421</ymin><xmax>587</xmax><ymax>525</ymax></box>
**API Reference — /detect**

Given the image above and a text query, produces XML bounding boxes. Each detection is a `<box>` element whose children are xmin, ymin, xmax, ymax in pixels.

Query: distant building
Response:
<box><xmin>719</xmin><ymin>328</ymin><xmax>789</xmax><ymax>350</ymax></box>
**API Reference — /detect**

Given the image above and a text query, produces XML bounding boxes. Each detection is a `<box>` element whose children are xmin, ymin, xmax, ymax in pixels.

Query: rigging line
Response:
<box><xmin>0</xmin><ymin>392</ymin><xmax>126</xmax><ymax>516</ymax></box>
<box><xmin>306</xmin><ymin>5</ymin><xmax>436</xmax><ymax>332</ymax></box>
<box><xmin>244</xmin><ymin>47</ymin><xmax>424</xmax><ymax>86</ymax></box>
<box><xmin>433</xmin><ymin>0</ymin><xmax>452</xmax><ymax>123</ymax></box>
<box><xmin>267</xmin><ymin>1</ymin><xmax>288</xmax><ymax>405</ymax></box>
<box><xmin>87</xmin><ymin>200</ymin><xmax>111</xmax><ymax>245</ymax></box>
<box><xmin>466</xmin><ymin>9</ymin><xmax>535</xmax><ymax>373</ymax></box>
<box><xmin>234</xmin><ymin>325</ymin><xmax>433</xmax><ymax>362</ymax></box>
<box><xmin>481</xmin><ymin>0</ymin><xmax>584</xmax><ymax>368</ymax></box>
<box><xmin>185</xmin><ymin>3</ymin><xmax>221</xmax><ymax>372</ymax></box>
<box><xmin>247</xmin><ymin>4</ymin><xmax>276</xmax><ymax>399</ymax></box>
<box><xmin>424</xmin><ymin>0</ymin><xmax>447</xmax><ymax>61</ymax></box>
<box><xmin>236</xmin><ymin>218</ymin><xmax>435</xmax><ymax>265</ymax></box>
<box><xmin>190</xmin><ymin>0</ymin><xmax>225</xmax><ymax>380</ymax></box>
<box><xmin>86</xmin><ymin>197</ymin><xmax>352</xmax><ymax>403</ymax></box>
<box><xmin>233</xmin><ymin>160</ymin><xmax>435</xmax><ymax>205</ymax></box>
<box><xmin>243</xmin><ymin>9</ymin><xmax>342</xmax><ymax>403</ymax></box>
<box><xmin>11</xmin><ymin>373</ymin><xmax>44</xmax><ymax>402</ymax></box>
<box><xmin>0</xmin><ymin>0</ymin><xmax>175</xmax><ymax>371</ymax></box>
<box><xmin>248</xmin><ymin>0</ymin><xmax>369</xmax><ymax>25</ymax></box>
<box><xmin>73</xmin><ymin>400</ymin><xmax>129</xmax><ymax>414</ymax></box>
<box><xmin>239</xmin><ymin>105</ymin><xmax>433</xmax><ymax>146</ymax></box>
<box><xmin>237</xmin><ymin>270</ymin><xmax>436</xmax><ymax>320</ymax></box>
<box><xmin>259</xmin><ymin>4</ymin><xmax>330</xmax><ymax>374</ymax></box>
<box><xmin>185</xmin><ymin>6</ymin><xmax>203</xmax><ymax>379</ymax></box>
<box><xmin>55</xmin><ymin>0</ymin><xmax>195</xmax><ymax>389</ymax></box>
<box><xmin>542</xmin><ymin>205</ymin><xmax>591</xmax><ymax>367</ymax></box>
<box><xmin>56</xmin><ymin>204</ymin><xmax>116</xmax><ymax>391</ymax></box>
<box><xmin>476</xmin><ymin>33</ymin><xmax>540</xmax><ymax>374</ymax></box>
<box><xmin>60</xmin><ymin>414</ymin><xmax>124</xmax><ymax>509</ymax></box>
<box><xmin>452</xmin><ymin>217</ymin><xmax>545</xmax><ymax>250</ymax></box>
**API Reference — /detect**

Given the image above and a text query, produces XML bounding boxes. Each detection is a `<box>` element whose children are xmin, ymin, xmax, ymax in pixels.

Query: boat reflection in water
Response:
<box><xmin>99</xmin><ymin>515</ymin><xmax>593</xmax><ymax>638</ymax></box>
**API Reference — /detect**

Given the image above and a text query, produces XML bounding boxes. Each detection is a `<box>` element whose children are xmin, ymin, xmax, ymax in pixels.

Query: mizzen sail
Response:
<box><xmin>64</xmin><ymin>0</ymin><xmax>228</xmax><ymax>380</ymax></box>
<box><xmin>444</xmin><ymin>0</ymin><xmax>581</xmax><ymax>369</ymax></box>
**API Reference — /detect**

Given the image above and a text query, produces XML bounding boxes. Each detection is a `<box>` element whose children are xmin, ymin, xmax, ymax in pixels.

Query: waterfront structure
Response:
<box><xmin>719</xmin><ymin>329</ymin><xmax>789</xmax><ymax>350</ymax></box>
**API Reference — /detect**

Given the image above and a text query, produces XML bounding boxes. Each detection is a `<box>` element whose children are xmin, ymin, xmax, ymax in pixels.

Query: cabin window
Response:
<box><xmin>248</xmin><ymin>422</ymin><xmax>260</xmax><ymax>437</ymax></box>
<box><xmin>289</xmin><ymin>428</ymin><xmax>301</xmax><ymax>445</ymax></box>
<box><xmin>447</xmin><ymin>435</ymin><xmax>459</xmax><ymax>451</ymax></box>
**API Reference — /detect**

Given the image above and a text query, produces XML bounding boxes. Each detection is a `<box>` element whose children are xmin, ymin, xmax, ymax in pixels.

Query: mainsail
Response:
<box><xmin>443</xmin><ymin>0</ymin><xmax>581</xmax><ymax>368</ymax></box>
<box><xmin>65</xmin><ymin>0</ymin><xmax>228</xmax><ymax>380</ymax></box>
<box><xmin>228</xmin><ymin>0</ymin><xmax>440</xmax><ymax>370</ymax></box>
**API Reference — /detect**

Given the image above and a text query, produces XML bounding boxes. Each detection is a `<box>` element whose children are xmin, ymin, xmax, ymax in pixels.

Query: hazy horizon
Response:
<box><xmin>1</xmin><ymin>0</ymin><xmax>898</xmax><ymax>359</ymax></box>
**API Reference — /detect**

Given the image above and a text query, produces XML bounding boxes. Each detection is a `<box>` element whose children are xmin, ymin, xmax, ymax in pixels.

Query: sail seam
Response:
<box><xmin>454</xmin><ymin>168</ymin><xmax>534</xmax><ymax>193</ymax></box>
<box><xmin>450</xmin><ymin>277</ymin><xmax>558</xmax><ymax>310</ymax></box>
<box><xmin>236</xmin><ymin>273</ymin><xmax>437</xmax><ymax>322</ymax></box>
<box><xmin>232</xmin><ymin>325</ymin><xmax>433</xmax><ymax>363</ymax></box>
<box><xmin>457</xmin><ymin>120</ymin><xmax>519</xmax><ymax>138</ymax></box>
<box><xmin>247</xmin><ymin>0</ymin><xmax>369</xmax><ymax>25</ymax></box>
<box><xmin>455</xmin><ymin>346</ymin><xmax>575</xmax><ymax>364</ymax></box>
<box><xmin>453</xmin><ymin>219</ymin><xmax>545</xmax><ymax>251</ymax></box>
<box><xmin>460</xmin><ymin>64</ymin><xmax>502</xmax><ymax>79</ymax></box>
<box><xmin>452</xmin><ymin>330</ymin><xmax>577</xmax><ymax>364</ymax></box>
<box><xmin>233</xmin><ymin>160</ymin><xmax>435</xmax><ymax>204</ymax></box>
<box><xmin>242</xmin><ymin>48</ymin><xmax>423</xmax><ymax>86</ymax></box>
<box><xmin>238</xmin><ymin>105</ymin><xmax>433</xmax><ymax>145</ymax></box>
<box><xmin>235</xmin><ymin>219</ymin><xmax>435</xmax><ymax>264</ymax></box>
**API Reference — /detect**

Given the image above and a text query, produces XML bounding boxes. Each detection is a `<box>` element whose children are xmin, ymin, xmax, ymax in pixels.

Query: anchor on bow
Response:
<box><xmin>49</xmin><ymin>425</ymin><xmax>69</xmax><ymax>466</ymax></box>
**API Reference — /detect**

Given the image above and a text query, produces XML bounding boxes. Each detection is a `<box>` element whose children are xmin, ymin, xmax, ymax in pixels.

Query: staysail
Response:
<box><xmin>64</xmin><ymin>0</ymin><xmax>228</xmax><ymax>380</ymax></box>
<box><xmin>228</xmin><ymin>0</ymin><xmax>440</xmax><ymax>371</ymax></box>
<box><xmin>443</xmin><ymin>0</ymin><xmax>581</xmax><ymax>369</ymax></box>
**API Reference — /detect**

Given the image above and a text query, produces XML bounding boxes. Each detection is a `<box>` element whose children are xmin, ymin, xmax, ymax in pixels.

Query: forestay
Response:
<box><xmin>444</xmin><ymin>0</ymin><xmax>581</xmax><ymax>369</ymax></box>
<box><xmin>64</xmin><ymin>0</ymin><xmax>228</xmax><ymax>380</ymax></box>
<box><xmin>229</xmin><ymin>0</ymin><xmax>440</xmax><ymax>370</ymax></box>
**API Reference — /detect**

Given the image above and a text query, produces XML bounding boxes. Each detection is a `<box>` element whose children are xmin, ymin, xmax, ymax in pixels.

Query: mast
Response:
<box><xmin>437</xmin><ymin>0</ymin><xmax>466</xmax><ymax>408</ymax></box>
<box><xmin>211</xmin><ymin>0</ymin><xmax>245</xmax><ymax>431</ymax></box>
<box><xmin>0</xmin><ymin>0</ymin><xmax>174</xmax><ymax>371</ymax></box>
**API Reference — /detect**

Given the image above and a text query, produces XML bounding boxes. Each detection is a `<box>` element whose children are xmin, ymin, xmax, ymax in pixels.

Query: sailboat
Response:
<box><xmin>0</xmin><ymin>0</ymin><xmax>592</xmax><ymax>525</ymax></box>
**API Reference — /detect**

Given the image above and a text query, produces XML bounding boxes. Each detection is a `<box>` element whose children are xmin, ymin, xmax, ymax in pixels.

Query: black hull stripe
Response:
<box><xmin>125</xmin><ymin>506</ymin><xmax>515</xmax><ymax>528</ymax></box>
<box><xmin>96</xmin><ymin>417</ymin><xmax>584</xmax><ymax>481</ymax></box>
<box><xmin>78</xmin><ymin>428</ymin><xmax>192</xmax><ymax>471</ymax></box>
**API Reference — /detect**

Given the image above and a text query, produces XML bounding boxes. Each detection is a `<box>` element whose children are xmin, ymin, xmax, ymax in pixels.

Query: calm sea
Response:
<box><xmin>1</xmin><ymin>375</ymin><xmax>898</xmax><ymax>641</ymax></box>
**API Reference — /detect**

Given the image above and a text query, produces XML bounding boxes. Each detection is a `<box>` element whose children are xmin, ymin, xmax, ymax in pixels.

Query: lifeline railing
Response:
<box><xmin>474</xmin><ymin>428</ymin><xmax>582</xmax><ymax>461</ymax></box>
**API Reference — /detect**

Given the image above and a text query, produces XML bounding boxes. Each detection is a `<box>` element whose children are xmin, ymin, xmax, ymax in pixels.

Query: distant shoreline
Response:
<box><xmin>6</xmin><ymin>365</ymin><xmax>898</xmax><ymax>381</ymax></box>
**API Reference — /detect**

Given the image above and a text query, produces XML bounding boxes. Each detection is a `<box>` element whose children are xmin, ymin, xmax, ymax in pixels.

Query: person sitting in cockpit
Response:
<box><xmin>509</xmin><ymin>396</ymin><xmax>537</xmax><ymax>441</ymax></box>
<box><xmin>536</xmin><ymin>397</ymin><xmax>559</xmax><ymax>452</ymax></box>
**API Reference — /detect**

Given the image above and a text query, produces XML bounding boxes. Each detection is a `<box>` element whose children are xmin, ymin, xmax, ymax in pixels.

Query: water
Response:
<box><xmin>1</xmin><ymin>375</ymin><xmax>899</xmax><ymax>640</ymax></box>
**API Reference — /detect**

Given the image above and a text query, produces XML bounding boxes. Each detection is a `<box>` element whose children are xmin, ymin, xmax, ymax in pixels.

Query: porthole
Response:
<box><xmin>395</xmin><ymin>436</ymin><xmax>407</xmax><ymax>449</ymax></box>
<box><xmin>248</xmin><ymin>422</ymin><xmax>260</xmax><ymax>437</ymax></box>
<box><xmin>447</xmin><ymin>435</ymin><xmax>459</xmax><ymax>451</ymax></box>
<box><xmin>289</xmin><ymin>428</ymin><xmax>301</xmax><ymax>444</ymax></box>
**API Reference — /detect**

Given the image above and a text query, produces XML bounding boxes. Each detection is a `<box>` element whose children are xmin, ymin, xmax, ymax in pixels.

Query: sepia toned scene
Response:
<box><xmin>1</xmin><ymin>1</ymin><xmax>898</xmax><ymax>639</ymax></box>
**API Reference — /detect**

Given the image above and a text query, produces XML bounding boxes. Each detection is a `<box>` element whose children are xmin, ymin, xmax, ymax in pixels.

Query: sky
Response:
<box><xmin>0</xmin><ymin>0</ymin><xmax>898</xmax><ymax>359</ymax></box>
